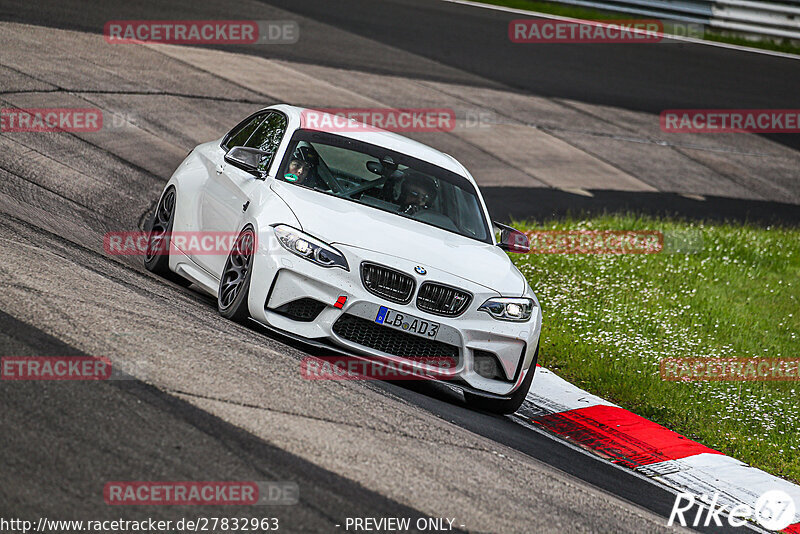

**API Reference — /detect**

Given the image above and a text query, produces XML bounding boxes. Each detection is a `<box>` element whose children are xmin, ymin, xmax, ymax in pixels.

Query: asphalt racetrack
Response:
<box><xmin>0</xmin><ymin>0</ymin><xmax>797</xmax><ymax>532</ymax></box>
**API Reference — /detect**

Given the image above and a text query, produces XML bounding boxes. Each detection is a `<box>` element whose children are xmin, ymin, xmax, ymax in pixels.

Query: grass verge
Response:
<box><xmin>512</xmin><ymin>214</ymin><xmax>799</xmax><ymax>483</ymax></box>
<box><xmin>473</xmin><ymin>0</ymin><xmax>800</xmax><ymax>55</ymax></box>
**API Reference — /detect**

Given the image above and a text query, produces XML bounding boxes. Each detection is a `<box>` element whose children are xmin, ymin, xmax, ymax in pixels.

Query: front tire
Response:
<box><xmin>464</xmin><ymin>344</ymin><xmax>538</xmax><ymax>415</ymax></box>
<box><xmin>217</xmin><ymin>226</ymin><xmax>256</xmax><ymax>323</ymax></box>
<box><xmin>144</xmin><ymin>187</ymin><xmax>189</xmax><ymax>286</ymax></box>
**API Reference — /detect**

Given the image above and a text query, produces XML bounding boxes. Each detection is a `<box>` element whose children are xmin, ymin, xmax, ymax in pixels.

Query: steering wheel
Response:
<box><xmin>343</xmin><ymin>176</ymin><xmax>388</xmax><ymax>198</ymax></box>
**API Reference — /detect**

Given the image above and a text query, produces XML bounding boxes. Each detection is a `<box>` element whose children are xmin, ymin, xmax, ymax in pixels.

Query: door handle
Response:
<box><xmin>215</xmin><ymin>164</ymin><xmax>224</xmax><ymax>175</ymax></box>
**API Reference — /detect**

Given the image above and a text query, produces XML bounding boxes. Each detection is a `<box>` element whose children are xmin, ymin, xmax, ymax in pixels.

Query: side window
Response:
<box><xmin>223</xmin><ymin>114</ymin><xmax>265</xmax><ymax>151</ymax></box>
<box><xmin>245</xmin><ymin>112</ymin><xmax>288</xmax><ymax>171</ymax></box>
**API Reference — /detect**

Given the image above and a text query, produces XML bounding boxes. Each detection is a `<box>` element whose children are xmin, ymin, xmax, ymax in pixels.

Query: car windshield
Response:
<box><xmin>277</xmin><ymin>131</ymin><xmax>491</xmax><ymax>243</ymax></box>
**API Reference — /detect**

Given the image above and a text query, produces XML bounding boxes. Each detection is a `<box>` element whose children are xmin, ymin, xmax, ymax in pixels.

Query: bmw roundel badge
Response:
<box><xmin>415</xmin><ymin>266</ymin><xmax>426</xmax><ymax>275</ymax></box>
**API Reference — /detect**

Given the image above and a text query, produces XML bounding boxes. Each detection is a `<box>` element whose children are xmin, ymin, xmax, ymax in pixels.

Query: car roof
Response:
<box><xmin>268</xmin><ymin>104</ymin><xmax>473</xmax><ymax>183</ymax></box>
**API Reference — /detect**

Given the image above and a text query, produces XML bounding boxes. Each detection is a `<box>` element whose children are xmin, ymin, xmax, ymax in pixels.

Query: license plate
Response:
<box><xmin>375</xmin><ymin>306</ymin><xmax>440</xmax><ymax>339</ymax></box>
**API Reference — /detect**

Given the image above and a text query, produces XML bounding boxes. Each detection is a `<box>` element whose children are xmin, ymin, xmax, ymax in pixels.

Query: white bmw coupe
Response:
<box><xmin>145</xmin><ymin>104</ymin><xmax>541</xmax><ymax>413</ymax></box>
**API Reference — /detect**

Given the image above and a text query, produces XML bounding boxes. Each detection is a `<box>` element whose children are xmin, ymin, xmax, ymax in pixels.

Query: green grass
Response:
<box><xmin>478</xmin><ymin>0</ymin><xmax>800</xmax><ymax>55</ymax></box>
<box><xmin>512</xmin><ymin>214</ymin><xmax>800</xmax><ymax>482</ymax></box>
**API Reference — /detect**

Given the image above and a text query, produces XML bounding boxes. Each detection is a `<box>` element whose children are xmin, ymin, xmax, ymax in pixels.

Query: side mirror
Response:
<box><xmin>225</xmin><ymin>146</ymin><xmax>271</xmax><ymax>178</ymax></box>
<box><xmin>494</xmin><ymin>221</ymin><xmax>530</xmax><ymax>253</ymax></box>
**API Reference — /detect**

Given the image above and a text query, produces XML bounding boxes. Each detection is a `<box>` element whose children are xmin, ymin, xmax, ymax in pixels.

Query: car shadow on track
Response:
<box><xmin>245</xmin><ymin>318</ymin><xmax>474</xmax><ymax>410</ymax></box>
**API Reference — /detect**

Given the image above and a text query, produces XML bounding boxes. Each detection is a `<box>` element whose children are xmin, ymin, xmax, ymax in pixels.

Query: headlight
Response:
<box><xmin>478</xmin><ymin>297</ymin><xmax>535</xmax><ymax>322</ymax></box>
<box><xmin>273</xmin><ymin>225</ymin><xmax>349</xmax><ymax>270</ymax></box>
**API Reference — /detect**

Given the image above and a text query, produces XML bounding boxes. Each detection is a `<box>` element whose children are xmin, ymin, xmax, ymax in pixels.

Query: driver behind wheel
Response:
<box><xmin>399</xmin><ymin>172</ymin><xmax>437</xmax><ymax>215</ymax></box>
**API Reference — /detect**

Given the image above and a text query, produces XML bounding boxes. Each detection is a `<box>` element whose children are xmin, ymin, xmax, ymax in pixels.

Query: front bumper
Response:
<box><xmin>247</xmin><ymin>233</ymin><xmax>542</xmax><ymax>397</ymax></box>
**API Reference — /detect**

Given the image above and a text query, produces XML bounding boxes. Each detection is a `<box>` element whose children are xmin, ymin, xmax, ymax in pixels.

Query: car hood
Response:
<box><xmin>270</xmin><ymin>181</ymin><xmax>526</xmax><ymax>295</ymax></box>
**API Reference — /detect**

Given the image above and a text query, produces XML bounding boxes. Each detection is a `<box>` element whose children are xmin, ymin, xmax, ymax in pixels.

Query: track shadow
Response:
<box><xmin>0</xmin><ymin>310</ymin><xmax>462</xmax><ymax>532</ymax></box>
<box><xmin>483</xmin><ymin>187</ymin><xmax>800</xmax><ymax>226</ymax></box>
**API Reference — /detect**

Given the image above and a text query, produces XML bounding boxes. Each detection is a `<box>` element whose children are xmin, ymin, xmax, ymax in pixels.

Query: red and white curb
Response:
<box><xmin>518</xmin><ymin>366</ymin><xmax>800</xmax><ymax>532</ymax></box>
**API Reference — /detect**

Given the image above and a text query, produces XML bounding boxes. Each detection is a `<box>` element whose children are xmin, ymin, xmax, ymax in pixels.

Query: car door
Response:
<box><xmin>196</xmin><ymin>111</ymin><xmax>288</xmax><ymax>276</ymax></box>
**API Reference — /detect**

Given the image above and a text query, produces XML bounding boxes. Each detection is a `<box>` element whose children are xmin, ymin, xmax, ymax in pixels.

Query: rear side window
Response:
<box><xmin>246</xmin><ymin>113</ymin><xmax>287</xmax><ymax>151</ymax></box>
<box><xmin>244</xmin><ymin>112</ymin><xmax>288</xmax><ymax>171</ymax></box>
<box><xmin>223</xmin><ymin>114</ymin><xmax>265</xmax><ymax>151</ymax></box>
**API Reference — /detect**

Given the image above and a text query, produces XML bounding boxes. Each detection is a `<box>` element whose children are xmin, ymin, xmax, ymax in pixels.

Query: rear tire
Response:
<box><xmin>217</xmin><ymin>226</ymin><xmax>256</xmax><ymax>323</ymax></box>
<box><xmin>464</xmin><ymin>344</ymin><xmax>539</xmax><ymax>415</ymax></box>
